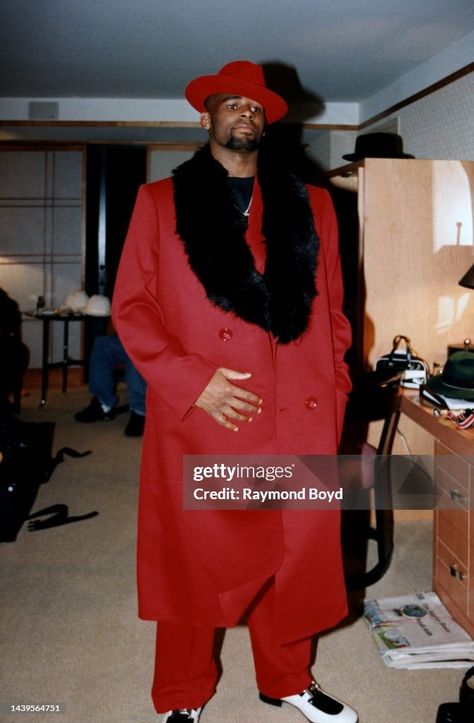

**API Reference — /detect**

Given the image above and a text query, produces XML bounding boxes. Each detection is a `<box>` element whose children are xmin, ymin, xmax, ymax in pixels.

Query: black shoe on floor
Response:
<box><xmin>460</xmin><ymin>666</ymin><xmax>474</xmax><ymax>711</ymax></box>
<box><xmin>124</xmin><ymin>411</ymin><xmax>145</xmax><ymax>437</ymax></box>
<box><xmin>436</xmin><ymin>702</ymin><xmax>470</xmax><ymax>723</ymax></box>
<box><xmin>74</xmin><ymin>397</ymin><xmax>115</xmax><ymax>423</ymax></box>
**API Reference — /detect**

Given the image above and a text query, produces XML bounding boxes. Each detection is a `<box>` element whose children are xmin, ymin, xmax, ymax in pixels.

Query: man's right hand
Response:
<box><xmin>195</xmin><ymin>367</ymin><xmax>262</xmax><ymax>431</ymax></box>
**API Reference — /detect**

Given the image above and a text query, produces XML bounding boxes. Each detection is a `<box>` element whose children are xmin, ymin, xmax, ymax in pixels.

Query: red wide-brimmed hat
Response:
<box><xmin>185</xmin><ymin>60</ymin><xmax>288</xmax><ymax>124</ymax></box>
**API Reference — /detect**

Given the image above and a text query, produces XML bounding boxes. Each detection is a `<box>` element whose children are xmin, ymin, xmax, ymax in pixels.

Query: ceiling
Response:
<box><xmin>2</xmin><ymin>0</ymin><xmax>473</xmax><ymax>100</ymax></box>
<box><xmin>0</xmin><ymin>0</ymin><xmax>473</xmax><ymax>143</ymax></box>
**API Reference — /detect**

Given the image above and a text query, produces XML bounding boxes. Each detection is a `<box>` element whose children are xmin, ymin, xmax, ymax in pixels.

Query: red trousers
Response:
<box><xmin>152</xmin><ymin>581</ymin><xmax>313</xmax><ymax>713</ymax></box>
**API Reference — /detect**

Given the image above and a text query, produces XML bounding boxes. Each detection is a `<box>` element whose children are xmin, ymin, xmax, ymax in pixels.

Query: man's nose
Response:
<box><xmin>240</xmin><ymin>105</ymin><xmax>255</xmax><ymax>118</ymax></box>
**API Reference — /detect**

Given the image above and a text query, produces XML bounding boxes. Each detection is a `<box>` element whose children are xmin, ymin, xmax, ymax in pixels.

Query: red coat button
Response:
<box><xmin>219</xmin><ymin>328</ymin><xmax>233</xmax><ymax>341</ymax></box>
<box><xmin>305</xmin><ymin>397</ymin><xmax>318</xmax><ymax>410</ymax></box>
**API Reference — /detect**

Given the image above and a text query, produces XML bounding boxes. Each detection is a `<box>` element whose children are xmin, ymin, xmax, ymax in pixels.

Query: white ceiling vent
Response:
<box><xmin>28</xmin><ymin>101</ymin><xmax>59</xmax><ymax>120</ymax></box>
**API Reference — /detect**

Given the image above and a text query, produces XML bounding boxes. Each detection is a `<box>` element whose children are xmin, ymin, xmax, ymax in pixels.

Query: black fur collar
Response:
<box><xmin>172</xmin><ymin>144</ymin><xmax>319</xmax><ymax>344</ymax></box>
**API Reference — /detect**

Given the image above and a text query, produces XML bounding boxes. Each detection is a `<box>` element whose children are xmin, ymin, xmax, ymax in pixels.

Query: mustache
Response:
<box><xmin>232</xmin><ymin>119</ymin><xmax>257</xmax><ymax>130</ymax></box>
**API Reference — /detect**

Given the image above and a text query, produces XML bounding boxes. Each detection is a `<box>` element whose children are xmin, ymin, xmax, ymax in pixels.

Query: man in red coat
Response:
<box><xmin>112</xmin><ymin>61</ymin><xmax>357</xmax><ymax>723</ymax></box>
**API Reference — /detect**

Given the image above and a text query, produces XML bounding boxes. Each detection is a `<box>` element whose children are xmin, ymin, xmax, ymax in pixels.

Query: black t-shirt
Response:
<box><xmin>228</xmin><ymin>176</ymin><xmax>254</xmax><ymax>219</ymax></box>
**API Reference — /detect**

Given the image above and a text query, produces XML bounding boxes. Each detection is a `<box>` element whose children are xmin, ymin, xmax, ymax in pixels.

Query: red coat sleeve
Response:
<box><xmin>112</xmin><ymin>184</ymin><xmax>217</xmax><ymax>421</ymax></box>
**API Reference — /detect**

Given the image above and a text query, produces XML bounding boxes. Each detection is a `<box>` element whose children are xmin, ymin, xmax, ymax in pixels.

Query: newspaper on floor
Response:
<box><xmin>363</xmin><ymin>591</ymin><xmax>474</xmax><ymax>669</ymax></box>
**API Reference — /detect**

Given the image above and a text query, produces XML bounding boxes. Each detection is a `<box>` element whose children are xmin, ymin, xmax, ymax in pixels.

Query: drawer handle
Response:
<box><xmin>450</xmin><ymin>489</ymin><xmax>466</xmax><ymax>503</ymax></box>
<box><xmin>449</xmin><ymin>563</ymin><xmax>465</xmax><ymax>582</ymax></box>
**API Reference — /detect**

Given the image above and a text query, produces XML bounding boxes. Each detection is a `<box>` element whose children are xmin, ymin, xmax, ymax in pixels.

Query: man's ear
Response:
<box><xmin>200</xmin><ymin>112</ymin><xmax>212</xmax><ymax>130</ymax></box>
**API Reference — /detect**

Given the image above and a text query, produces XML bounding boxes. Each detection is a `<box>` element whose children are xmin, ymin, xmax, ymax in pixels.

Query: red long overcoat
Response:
<box><xmin>112</xmin><ymin>174</ymin><xmax>352</xmax><ymax>644</ymax></box>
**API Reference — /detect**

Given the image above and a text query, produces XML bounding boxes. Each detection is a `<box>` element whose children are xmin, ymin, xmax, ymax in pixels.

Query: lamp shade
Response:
<box><xmin>459</xmin><ymin>264</ymin><xmax>474</xmax><ymax>289</ymax></box>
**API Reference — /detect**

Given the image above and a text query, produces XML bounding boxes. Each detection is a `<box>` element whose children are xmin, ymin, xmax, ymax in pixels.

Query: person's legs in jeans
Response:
<box><xmin>89</xmin><ymin>335</ymin><xmax>127</xmax><ymax>410</ymax></box>
<box><xmin>124</xmin><ymin>358</ymin><xmax>146</xmax><ymax>415</ymax></box>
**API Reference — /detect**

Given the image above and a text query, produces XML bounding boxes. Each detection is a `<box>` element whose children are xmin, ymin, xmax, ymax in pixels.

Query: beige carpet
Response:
<box><xmin>0</xmin><ymin>388</ymin><xmax>469</xmax><ymax>723</ymax></box>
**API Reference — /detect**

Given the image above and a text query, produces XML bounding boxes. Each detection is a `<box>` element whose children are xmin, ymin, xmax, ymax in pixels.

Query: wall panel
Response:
<box><xmin>0</xmin><ymin>147</ymin><xmax>85</xmax><ymax>367</ymax></box>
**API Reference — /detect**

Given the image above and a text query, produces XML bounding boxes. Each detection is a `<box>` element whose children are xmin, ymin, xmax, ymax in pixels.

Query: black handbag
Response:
<box><xmin>375</xmin><ymin>335</ymin><xmax>429</xmax><ymax>389</ymax></box>
<box><xmin>0</xmin><ymin>415</ymin><xmax>92</xmax><ymax>542</ymax></box>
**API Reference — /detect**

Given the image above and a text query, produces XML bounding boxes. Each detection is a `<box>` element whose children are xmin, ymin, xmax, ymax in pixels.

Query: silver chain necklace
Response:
<box><xmin>229</xmin><ymin>177</ymin><xmax>254</xmax><ymax>217</ymax></box>
<box><xmin>241</xmin><ymin>195</ymin><xmax>253</xmax><ymax>217</ymax></box>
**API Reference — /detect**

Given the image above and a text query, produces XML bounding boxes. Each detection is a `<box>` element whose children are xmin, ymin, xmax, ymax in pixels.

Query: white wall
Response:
<box><xmin>359</xmin><ymin>31</ymin><xmax>474</xmax><ymax>123</ymax></box>
<box><xmin>316</xmin><ymin>70</ymin><xmax>474</xmax><ymax>171</ymax></box>
<box><xmin>365</xmin><ymin>72</ymin><xmax>474</xmax><ymax>162</ymax></box>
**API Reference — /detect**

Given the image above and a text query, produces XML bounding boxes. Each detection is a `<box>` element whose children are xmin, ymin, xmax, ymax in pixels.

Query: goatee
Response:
<box><xmin>225</xmin><ymin>137</ymin><xmax>260</xmax><ymax>152</ymax></box>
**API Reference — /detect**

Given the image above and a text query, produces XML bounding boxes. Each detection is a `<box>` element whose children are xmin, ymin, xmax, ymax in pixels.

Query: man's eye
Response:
<box><xmin>226</xmin><ymin>104</ymin><xmax>238</xmax><ymax>110</ymax></box>
<box><xmin>251</xmin><ymin>106</ymin><xmax>262</xmax><ymax>113</ymax></box>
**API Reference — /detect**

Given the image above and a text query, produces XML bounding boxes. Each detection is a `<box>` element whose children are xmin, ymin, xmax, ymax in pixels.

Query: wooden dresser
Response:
<box><xmin>401</xmin><ymin>393</ymin><xmax>474</xmax><ymax>637</ymax></box>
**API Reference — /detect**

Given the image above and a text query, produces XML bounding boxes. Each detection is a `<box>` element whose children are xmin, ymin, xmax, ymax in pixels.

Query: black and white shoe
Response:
<box><xmin>260</xmin><ymin>680</ymin><xmax>358</xmax><ymax>722</ymax></box>
<box><xmin>162</xmin><ymin>708</ymin><xmax>201</xmax><ymax>722</ymax></box>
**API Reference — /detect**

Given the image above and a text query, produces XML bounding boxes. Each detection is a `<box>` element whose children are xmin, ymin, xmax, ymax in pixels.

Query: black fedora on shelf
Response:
<box><xmin>343</xmin><ymin>132</ymin><xmax>414</xmax><ymax>162</ymax></box>
<box><xmin>425</xmin><ymin>352</ymin><xmax>474</xmax><ymax>401</ymax></box>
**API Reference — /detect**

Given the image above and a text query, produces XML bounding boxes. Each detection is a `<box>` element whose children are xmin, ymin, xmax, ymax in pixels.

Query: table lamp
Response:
<box><xmin>448</xmin><ymin>264</ymin><xmax>474</xmax><ymax>356</ymax></box>
<box><xmin>459</xmin><ymin>264</ymin><xmax>474</xmax><ymax>290</ymax></box>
